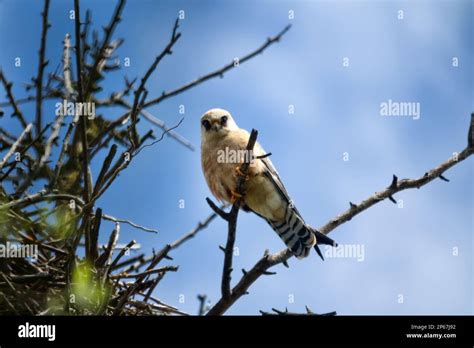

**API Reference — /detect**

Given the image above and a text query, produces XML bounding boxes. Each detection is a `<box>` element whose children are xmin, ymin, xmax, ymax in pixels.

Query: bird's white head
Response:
<box><xmin>200</xmin><ymin>108</ymin><xmax>239</xmax><ymax>141</ymax></box>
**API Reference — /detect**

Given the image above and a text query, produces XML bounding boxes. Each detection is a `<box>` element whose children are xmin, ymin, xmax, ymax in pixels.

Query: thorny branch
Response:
<box><xmin>260</xmin><ymin>307</ymin><xmax>337</xmax><ymax>316</ymax></box>
<box><xmin>34</xmin><ymin>0</ymin><xmax>51</xmax><ymax>136</ymax></box>
<box><xmin>197</xmin><ymin>294</ymin><xmax>209</xmax><ymax>316</ymax></box>
<box><xmin>142</xmin><ymin>25</ymin><xmax>292</xmax><ymax>108</ymax></box>
<box><xmin>0</xmin><ymin>71</ymin><xmax>30</xmax><ymax>130</ymax></box>
<box><xmin>0</xmin><ymin>124</ymin><xmax>33</xmax><ymax>170</ymax></box>
<box><xmin>74</xmin><ymin>0</ymin><xmax>94</xmax><ymax>263</ymax></box>
<box><xmin>128</xmin><ymin>18</ymin><xmax>181</xmax><ymax>147</ymax></box>
<box><xmin>113</xmin><ymin>209</ymin><xmax>223</xmax><ymax>274</ymax></box>
<box><xmin>0</xmin><ymin>123</ymin><xmax>50</xmax><ymax>183</ymax></box>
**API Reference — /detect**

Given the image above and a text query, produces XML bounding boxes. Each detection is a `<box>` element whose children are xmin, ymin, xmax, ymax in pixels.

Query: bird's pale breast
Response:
<box><xmin>201</xmin><ymin>129</ymin><xmax>286</xmax><ymax>222</ymax></box>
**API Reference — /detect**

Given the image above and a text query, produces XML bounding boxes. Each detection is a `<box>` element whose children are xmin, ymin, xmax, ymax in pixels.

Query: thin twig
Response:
<box><xmin>0</xmin><ymin>71</ymin><xmax>29</xmax><ymax>130</ymax></box>
<box><xmin>97</xmin><ymin>222</ymin><xmax>120</xmax><ymax>271</ymax></box>
<box><xmin>115</xmin><ymin>209</ymin><xmax>223</xmax><ymax>273</ymax></box>
<box><xmin>92</xmin><ymin>144</ymin><xmax>117</xmax><ymax>197</ymax></box>
<box><xmin>117</xmin><ymin>99</ymin><xmax>195</xmax><ymax>151</ymax></box>
<box><xmin>128</xmin><ymin>17</ymin><xmax>181</xmax><ymax>147</ymax></box>
<box><xmin>111</xmin><ymin>266</ymin><xmax>178</xmax><ymax>279</ymax></box>
<box><xmin>109</xmin><ymin>240</ymin><xmax>136</xmax><ymax>270</ymax></box>
<box><xmin>143</xmin><ymin>25</ymin><xmax>292</xmax><ymax>108</ymax></box>
<box><xmin>0</xmin><ymin>123</ymin><xmax>51</xmax><ymax>183</ymax></box>
<box><xmin>35</xmin><ymin>0</ymin><xmax>51</xmax><ymax>136</ymax></box>
<box><xmin>91</xmin><ymin>118</ymin><xmax>185</xmax><ymax>204</ymax></box>
<box><xmin>74</xmin><ymin>0</ymin><xmax>94</xmax><ymax>260</ymax></box>
<box><xmin>259</xmin><ymin>307</ymin><xmax>337</xmax><ymax>316</ymax></box>
<box><xmin>169</xmin><ymin>209</ymin><xmax>222</xmax><ymax>249</ymax></box>
<box><xmin>62</xmin><ymin>33</ymin><xmax>75</xmax><ymax>97</ymax></box>
<box><xmin>50</xmin><ymin>112</ymin><xmax>80</xmax><ymax>188</ymax></box>
<box><xmin>197</xmin><ymin>294</ymin><xmax>208</xmax><ymax>316</ymax></box>
<box><xmin>0</xmin><ymin>190</ymin><xmax>84</xmax><ymax>210</ymax></box>
<box><xmin>102</xmin><ymin>213</ymin><xmax>158</xmax><ymax>234</ymax></box>
<box><xmin>0</xmin><ymin>124</ymin><xmax>33</xmax><ymax>170</ymax></box>
<box><xmin>14</xmin><ymin>109</ymin><xmax>64</xmax><ymax>197</ymax></box>
<box><xmin>84</xmin><ymin>0</ymin><xmax>126</xmax><ymax>94</ymax></box>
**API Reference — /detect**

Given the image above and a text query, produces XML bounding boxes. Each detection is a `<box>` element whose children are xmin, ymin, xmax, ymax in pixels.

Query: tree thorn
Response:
<box><xmin>262</xmin><ymin>271</ymin><xmax>276</xmax><ymax>276</ymax></box>
<box><xmin>439</xmin><ymin>174</ymin><xmax>450</xmax><ymax>182</ymax></box>
<box><xmin>389</xmin><ymin>174</ymin><xmax>398</xmax><ymax>189</ymax></box>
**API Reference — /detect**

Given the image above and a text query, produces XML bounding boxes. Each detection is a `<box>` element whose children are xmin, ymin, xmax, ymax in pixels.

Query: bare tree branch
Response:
<box><xmin>128</xmin><ymin>18</ymin><xmax>181</xmax><ymax>147</ymax></box>
<box><xmin>0</xmin><ymin>123</ymin><xmax>50</xmax><ymax>183</ymax></box>
<box><xmin>92</xmin><ymin>144</ymin><xmax>118</xmax><ymax>197</ymax></box>
<box><xmin>197</xmin><ymin>294</ymin><xmax>208</xmax><ymax>316</ymax></box>
<box><xmin>112</xmin><ymin>265</ymin><xmax>178</xmax><ymax>279</ymax></box>
<box><xmin>143</xmin><ymin>25</ymin><xmax>292</xmax><ymax>108</ymax></box>
<box><xmin>97</xmin><ymin>222</ymin><xmax>120</xmax><ymax>271</ymax></box>
<box><xmin>102</xmin><ymin>213</ymin><xmax>158</xmax><ymax>234</ymax></box>
<box><xmin>0</xmin><ymin>124</ymin><xmax>33</xmax><ymax>170</ymax></box>
<box><xmin>318</xmin><ymin>147</ymin><xmax>473</xmax><ymax>235</ymax></box>
<box><xmin>115</xmin><ymin>209</ymin><xmax>222</xmax><ymax>273</ymax></box>
<box><xmin>34</xmin><ymin>0</ymin><xmax>51</xmax><ymax>136</ymax></box>
<box><xmin>84</xmin><ymin>0</ymin><xmax>126</xmax><ymax>94</ymax></box>
<box><xmin>62</xmin><ymin>33</ymin><xmax>75</xmax><ymax>98</ymax></box>
<box><xmin>1</xmin><ymin>190</ymin><xmax>84</xmax><ymax>210</ymax></box>
<box><xmin>74</xmin><ymin>0</ymin><xmax>95</xmax><ymax>261</ymax></box>
<box><xmin>169</xmin><ymin>209</ymin><xmax>222</xmax><ymax>250</ymax></box>
<box><xmin>260</xmin><ymin>306</ymin><xmax>337</xmax><ymax>316</ymax></box>
<box><xmin>0</xmin><ymin>71</ymin><xmax>30</xmax><ymax>130</ymax></box>
<box><xmin>89</xmin><ymin>118</ymin><xmax>184</xmax><ymax>206</ymax></box>
<box><xmin>50</xmin><ymin>112</ymin><xmax>80</xmax><ymax>188</ymax></box>
<box><xmin>109</xmin><ymin>240</ymin><xmax>137</xmax><ymax>270</ymax></box>
<box><xmin>13</xmin><ymin>114</ymin><xmax>63</xmax><ymax>196</ymax></box>
<box><xmin>117</xmin><ymin>99</ymin><xmax>195</xmax><ymax>151</ymax></box>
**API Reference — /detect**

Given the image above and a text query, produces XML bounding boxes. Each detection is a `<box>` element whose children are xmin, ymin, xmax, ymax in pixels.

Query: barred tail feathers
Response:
<box><xmin>267</xmin><ymin>208</ymin><xmax>315</xmax><ymax>259</ymax></box>
<box><xmin>266</xmin><ymin>209</ymin><xmax>337</xmax><ymax>260</ymax></box>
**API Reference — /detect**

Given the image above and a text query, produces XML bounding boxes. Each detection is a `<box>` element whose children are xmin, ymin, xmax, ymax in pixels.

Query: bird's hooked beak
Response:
<box><xmin>210</xmin><ymin>119</ymin><xmax>220</xmax><ymax>132</ymax></box>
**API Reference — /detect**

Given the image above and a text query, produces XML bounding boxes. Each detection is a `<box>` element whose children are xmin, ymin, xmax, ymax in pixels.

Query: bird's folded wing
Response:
<box><xmin>259</xmin><ymin>154</ymin><xmax>305</xmax><ymax>221</ymax></box>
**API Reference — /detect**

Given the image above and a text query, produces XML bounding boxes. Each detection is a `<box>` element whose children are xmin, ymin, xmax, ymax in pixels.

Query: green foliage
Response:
<box><xmin>71</xmin><ymin>261</ymin><xmax>111</xmax><ymax>313</ymax></box>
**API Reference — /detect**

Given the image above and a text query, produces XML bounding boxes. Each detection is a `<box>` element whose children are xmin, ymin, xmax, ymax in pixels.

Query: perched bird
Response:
<box><xmin>200</xmin><ymin>108</ymin><xmax>336</xmax><ymax>259</ymax></box>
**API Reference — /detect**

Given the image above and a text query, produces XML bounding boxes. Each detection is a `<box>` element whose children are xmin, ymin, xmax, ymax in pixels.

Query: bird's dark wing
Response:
<box><xmin>259</xmin><ymin>156</ymin><xmax>305</xmax><ymax>220</ymax></box>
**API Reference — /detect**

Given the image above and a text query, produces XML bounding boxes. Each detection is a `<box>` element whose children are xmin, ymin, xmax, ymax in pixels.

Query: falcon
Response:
<box><xmin>200</xmin><ymin>108</ymin><xmax>337</xmax><ymax>259</ymax></box>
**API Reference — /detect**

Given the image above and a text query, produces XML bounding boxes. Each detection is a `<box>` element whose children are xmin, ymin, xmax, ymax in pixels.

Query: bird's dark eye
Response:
<box><xmin>201</xmin><ymin>119</ymin><xmax>211</xmax><ymax>130</ymax></box>
<box><xmin>220</xmin><ymin>116</ymin><xmax>228</xmax><ymax>125</ymax></box>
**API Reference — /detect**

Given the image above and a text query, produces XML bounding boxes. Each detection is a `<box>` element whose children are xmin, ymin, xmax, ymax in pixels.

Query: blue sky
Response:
<box><xmin>0</xmin><ymin>0</ymin><xmax>472</xmax><ymax>315</ymax></box>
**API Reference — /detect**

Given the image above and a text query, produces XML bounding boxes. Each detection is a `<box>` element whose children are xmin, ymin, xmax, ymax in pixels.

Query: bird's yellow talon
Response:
<box><xmin>235</xmin><ymin>166</ymin><xmax>249</xmax><ymax>180</ymax></box>
<box><xmin>231</xmin><ymin>190</ymin><xmax>243</xmax><ymax>203</ymax></box>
